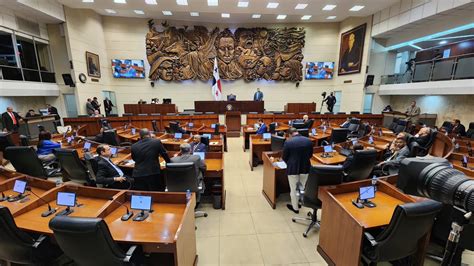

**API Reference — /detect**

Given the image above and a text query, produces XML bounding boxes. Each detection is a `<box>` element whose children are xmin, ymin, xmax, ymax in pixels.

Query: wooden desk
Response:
<box><xmin>194</xmin><ymin>100</ymin><xmax>264</xmax><ymax>114</ymax></box>
<box><xmin>313</xmin><ymin>152</ymin><xmax>346</xmax><ymax>165</ymax></box>
<box><xmin>242</xmin><ymin>124</ymin><xmax>290</xmax><ymax>151</ymax></box>
<box><xmin>124</xmin><ymin>104</ymin><xmax>177</xmax><ymax>115</ymax></box>
<box><xmin>317</xmin><ymin>180</ymin><xmax>423</xmax><ymax>266</ymax></box>
<box><xmin>284</xmin><ymin>103</ymin><xmax>316</xmax><ymax>114</ymax></box>
<box><xmin>225</xmin><ymin>111</ymin><xmax>241</xmax><ymax>137</ymax></box>
<box><xmin>0</xmin><ymin>167</ymin><xmax>23</xmax><ymax>184</ymax></box>
<box><xmin>249</xmin><ymin>135</ymin><xmax>272</xmax><ymax>170</ymax></box>
<box><xmin>449</xmin><ymin>154</ymin><xmax>474</xmax><ymax>177</ymax></box>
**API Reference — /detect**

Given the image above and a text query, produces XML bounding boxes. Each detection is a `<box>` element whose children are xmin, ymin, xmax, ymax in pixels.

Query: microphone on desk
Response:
<box><xmin>108</xmin><ymin>197</ymin><xmax>134</xmax><ymax>221</ymax></box>
<box><xmin>0</xmin><ymin>191</ymin><xmax>8</xmax><ymax>202</ymax></box>
<box><xmin>26</xmin><ymin>187</ymin><xmax>57</xmax><ymax>217</ymax></box>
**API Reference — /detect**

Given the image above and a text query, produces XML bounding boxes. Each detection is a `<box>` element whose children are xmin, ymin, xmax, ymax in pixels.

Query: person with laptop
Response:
<box><xmin>131</xmin><ymin>128</ymin><xmax>170</xmax><ymax>191</ymax></box>
<box><xmin>255</xmin><ymin>119</ymin><xmax>267</xmax><ymax>135</ymax></box>
<box><xmin>190</xmin><ymin>135</ymin><xmax>206</xmax><ymax>153</ymax></box>
<box><xmin>342</xmin><ymin>143</ymin><xmax>364</xmax><ymax>172</ymax></box>
<box><xmin>171</xmin><ymin>143</ymin><xmax>206</xmax><ymax>187</ymax></box>
<box><xmin>95</xmin><ymin>144</ymin><xmax>132</xmax><ymax>189</ymax></box>
<box><xmin>282</xmin><ymin>127</ymin><xmax>313</xmax><ymax>214</ymax></box>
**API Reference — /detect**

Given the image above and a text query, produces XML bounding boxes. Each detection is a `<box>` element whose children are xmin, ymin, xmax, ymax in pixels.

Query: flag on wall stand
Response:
<box><xmin>212</xmin><ymin>57</ymin><xmax>222</xmax><ymax>101</ymax></box>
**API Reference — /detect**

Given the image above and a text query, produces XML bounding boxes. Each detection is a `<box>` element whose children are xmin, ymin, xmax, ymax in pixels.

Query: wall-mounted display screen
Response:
<box><xmin>305</xmin><ymin>62</ymin><xmax>334</xmax><ymax>80</ymax></box>
<box><xmin>112</xmin><ymin>59</ymin><xmax>145</xmax><ymax>78</ymax></box>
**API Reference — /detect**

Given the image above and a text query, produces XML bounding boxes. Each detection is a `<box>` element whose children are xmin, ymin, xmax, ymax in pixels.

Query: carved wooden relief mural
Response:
<box><xmin>146</xmin><ymin>22</ymin><xmax>305</xmax><ymax>82</ymax></box>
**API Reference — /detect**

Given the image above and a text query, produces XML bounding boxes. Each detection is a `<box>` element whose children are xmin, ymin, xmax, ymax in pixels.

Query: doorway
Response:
<box><xmin>333</xmin><ymin>91</ymin><xmax>342</xmax><ymax>113</ymax></box>
<box><xmin>63</xmin><ymin>93</ymin><xmax>77</xmax><ymax>118</ymax></box>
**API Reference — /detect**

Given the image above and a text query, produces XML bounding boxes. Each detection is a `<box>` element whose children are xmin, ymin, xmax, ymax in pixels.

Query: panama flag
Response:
<box><xmin>212</xmin><ymin>57</ymin><xmax>222</xmax><ymax>101</ymax></box>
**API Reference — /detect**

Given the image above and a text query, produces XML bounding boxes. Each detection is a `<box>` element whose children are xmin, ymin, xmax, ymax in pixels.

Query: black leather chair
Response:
<box><xmin>151</xmin><ymin>120</ymin><xmax>159</xmax><ymax>132</ymax></box>
<box><xmin>337</xmin><ymin>112</ymin><xmax>346</xmax><ymax>114</ymax></box>
<box><xmin>393</xmin><ymin>120</ymin><xmax>408</xmax><ymax>134</ymax></box>
<box><xmin>306</xmin><ymin>119</ymin><xmax>314</xmax><ymax>129</ymax></box>
<box><xmin>347</xmin><ymin>118</ymin><xmax>361</xmax><ymax>133</ymax></box>
<box><xmin>99</xmin><ymin>119</ymin><xmax>111</xmax><ymax>130</ymax></box>
<box><xmin>4</xmin><ymin>146</ymin><xmax>59</xmax><ymax>178</ymax></box>
<box><xmin>169</xmin><ymin>121</ymin><xmax>180</xmax><ymax>134</ymax></box>
<box><xmin>165</xmin><ymin>162</ymin><xmax>207</xmax><ymax>218</ymax></box>
<box><xmin>269</xmin><ymin>122</ymin><xmax>277</xmax><ymax>134</ymax></box>
<box><xmin>213</xmin><ymin>123</ymin><xmax>220</xmax><ymax>135</ymax></box>
<box><xmin>343</xmin><ymin>149</ymin><xmax>378</xmax><ymax>182</ymax></box>
<box><xmin>200</xmin><ymin>136</ymin><xmax>210</xmax><ymax>150</ymax></box>
<box><xmin>388</xmin><ymin>118</ymin><xmax>399</xmax><ymax>132</ymax></box>
<box><xmin>361</xmin><ymin>200</ymin><xmax>442</xmax><ymax>265</ymax></box>
<box><xmin>49</xmin><ymin>216</ymin><xmax>141</xmax><ymax>266</ymax></box>
<box><xmin>408</xmin><ymin>130</ymin><xmax>437</xmax><ymax>157</ymax></box>
<box><xmin>330</xmin><ymin>128</ymin><xmax>350</xmax><ymax>144</ymax></box>
<box><xmin>292</xmin><ymin>165</ymin><xmax>343</xmax><ymax>237</ymax></box>
<box><xmin>19</xmin><ymin>135</ymin><xmax>29</xmax><ymax>146</ymax></box>
<box><xmin>466</xmin><ymin>122</ymin><xmax>474</xmax><ymax>138</ymax></box>
<box><xmin>292</xmin><ymin>122</ymin><xmax>306</xmax><ymax>129</ymax></box>
<box><xmin>0</xmin><ymin>206</ymin><xmax>62</xmax><ymax>265</ymax></box>
<box><xmin>350</xmin><ymin>111</ymin><xmax>360</xmax><ymax>114</ymax></box>
<box><xmin>440</xmin><ymin>121</ymin><xmax>453</xmax><ymax>132</ymax></box>
<box><xmin>54</xmin><ymin>149</ymin><xmax>96</xmax><ymax>186</ymax></box>
<box><xmin>0</xmin><ymin>132</ymin><xmax>15</xmax><ymax>152</ymax></box>
<box><xmin>102</xmin><ymin>130</ymin><xmax>131</xmax><ymax>147</ymax></box>
<box><xmin>271</xmin><ymin>135</ymin><xmax>285</xmax><ymax>151</ymax></box>
<box><xmin>297</xmin><ymin>128</ymin><xmax>309</xmax><ymax>137</ymax></box>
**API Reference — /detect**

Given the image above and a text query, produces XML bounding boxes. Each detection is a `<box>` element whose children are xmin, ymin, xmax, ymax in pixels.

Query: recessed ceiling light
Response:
<box><xmin>134</xmin><ymin>10</ymin><xmax>144</xmax><ymax>14</ymax></box>
<box><xmin>322</xmin><ymin>4</ymin><xmax>336</xmax><ymax>11</ymax></box>
<box><xmin>176</xmin><ymin>0</ymin><xmax>188</xmax><ymax>5</ymax></box>
<box><xmin>113</xmin><ymin>0</ymin><xmax>126</xmax><ymax>3</ymax></box>
<box><xmin>162</xmin><ymin>10</ymin><xmax>173</xmax><ymax>15</ymax></box>
<box><xmin>190</xmin><ymin>12</ymin><xmax>199</xmax><ymax>16</ymax></box>
<box><xmin>349</xmin><ymin>5</ymin><xmax>365</xmax><ymax>11</ymax></box>
<box><xmin>439</xmin><ymin>40</ymin><xmax>448</xmax><ymax>45</ymax></box>
<box><xmin>208</xmin><ymin>0</ymin><xmax>218</xmax><ymax>6</ymax></box>
<box><xmin>295</xmin><ymin>4</ymin><xmax>308</xmax><ymax>9</ymax></box>
<box><xmin>301</xmin><ymin>15</ymin><xmax>312</xmax><ymax>20</ymax></box>
<box><xmin>145</xmin><ymin>0</ymin><xmax>157</xmax><ymax>4</ymax></box>
<box><xmin>276</xmin><ymin>14</ymin><xmax>287</xmax><ymax>20</ymax></box>
<box><xmin>252</xmin><ymin>14</ymin><xmax>261</xmax><ymax>18</ymax></box>
<box><xmin>105</xmin><ymin>9</ymin><xmax>116</xmax><ymax>13</ymax></box>
<box><xmin>267</xmin><ymin>2</ymin><xmax>279</xmax><ymax>8</ymax></box>
<box><xmin>221</xmin><ymin>13</ymin><xmax>230</xmax><ymax>18</ymax></box>
<box><xmin>82</xmin><ymin>0</ymin><xmax>94</xmax><ymax>3</ymax></box>
<box><xmin>326</xmin><ymin>16</ymin><xmax>337</xmax><ymax>20</ymax></box>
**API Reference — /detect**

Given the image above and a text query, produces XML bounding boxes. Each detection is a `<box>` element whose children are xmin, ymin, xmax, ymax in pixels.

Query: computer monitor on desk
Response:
<box><xmin>131</xmin><ymin>195</ymin><xmax>152</xmax><ymax>221</ymax></box>
<box><xmin>56</xmin><ymin>192</ymin><xmax>76</xmax><ymax>216</ymax></box>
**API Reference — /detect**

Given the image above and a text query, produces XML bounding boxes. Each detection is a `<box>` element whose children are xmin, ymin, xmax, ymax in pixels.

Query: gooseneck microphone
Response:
<box><xmin>0</xmin><ymin>191</ymin><xmax>7</xmax><ymax>202</ymax></box>
<box><xmin>26</xmin><ymin>187</ymin><xmax>57</xmax><ymax>217</ymax></box>
<box><xmin>109</xmin><ymin>197</ymin><xmax>134</xmax><ymax>221</ymax></box>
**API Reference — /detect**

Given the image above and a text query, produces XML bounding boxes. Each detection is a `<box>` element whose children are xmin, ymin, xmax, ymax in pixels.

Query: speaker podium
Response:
<box><xmin>225</xmin><ymin>111</ymin><xmax>241</xmax><ymax>137</ymax></box>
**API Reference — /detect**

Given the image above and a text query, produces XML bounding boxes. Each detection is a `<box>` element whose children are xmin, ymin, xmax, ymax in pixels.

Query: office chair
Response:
<box><xmin>122</xmin><ymin>113</ymin><xmax>133</xmax><ymax>117</ymax></box>
<box><xmin>53</xmin><ymin>149</ymin><xmax>96</xmax><ymax>186</ymax></box>
<box><xmin>0</xmin><ymin>206</ymin><xmax>63</xmax><ymax>265</ymax></box>
<box><xmin>99</xmin><ymin>119</ymin><xmax>111</xmax><ymax>130</ymax></box>
<box><xmin>200</xmin><ymin>136</ymin><xmax>210</xmax><ymax>151</ymax></box>
<box><xmin>292</xmin><ymin>165</ymin><xmax>343</xmax><ymax>237</ymax></box>
<box><xmin>297</xmin><ymin>128</ymin><xmax>309</xmax><ymax>137</ymax></box>
<box><xmin>388</xmin><ymin>118</ymin><xmax>399</xmax><ymax>132</ymax></box>
<box><xmin>213</xmin><ymin>123</ymin><xmax>220</xmax><ymax>135</ymax></box>
<box><xmin>330</xmin><ymin>128</ymin><xmax>350</xmax><ymax>144</ymax></box>
<box><xmin>271</xmin><ymin>135</ymin><xmax>285</xmax><ymax>151</ymax></box>
<box><xmin>165</xmin><ymin>162</ymin><xmax>207</xmax><ymax>218</ymax></box>
<box><xmin>19</xmin><ymin>135</ymin><xmax>29</xmax><ymax>146</ymax></box>
<box><xmin>163</xmin><ymin>98</ymin><xmax>172</xmax><ymax>104</ymax></box>
<box><xmin>466</xmin><ymin>122</ymin><xmax>474</xmax><ymax>138</ymax></box>
<box><xmin>151</xmin><ymin>120</ymin><xmax>159</xmax><ymax>132</ymax></box>
<box><xmin>269</xmin><ymin>122</ymin><xmax>277</xmax><ymax>134</ymax></box>
<box><xmin>169</xmin><ymin>121</ymin><xmax>181</xmax><ymax>134</ymax></box>
<box><xmin>440</xmin><ymin>121</ymin><xmax>453</xmax><ymax>132</ymax></box>
<box><xmin>0</xmin><ymin>132</ymin><xmax>15</xmax><ymax>152</ymax></box>
<box><xmin>343</xmin><ymin>149</ymin><xmax>378</xmax><ymax>182</ymax></box>
<box><xmin>350</xmin><ymin>111</ymin><xmax>360</xmax><ymax>114</ymax></box>
<box><xmin>4</xmin><ymin>146</ymin><xmax>59</xmax><ymax>178</ymax></box>
<box><xmin>361</xmin><ymin>200</ymin><xmax>442</xmax><ymax>265</ymax></box>
<box><xmin>102</xmin><ymin>130</ymin><xmax>131</xmax><ymax>147</ymax></box>
<box><xmin>306</xmin><ymin>119</ymin><xmax>314</xmax><ymax>129</ymax></box>
<box><xmin>347</xmin><ymin>118</ymin><xmax>361</xmax><ymax>132</ymax></box>
<box><xmin>393</xmin><ymin>120</ymin><xmax>408</xmax><ymax>134</ymax></box>
<box><xmin>49</xmin><ymin>216</ymin><xmax>142</xmax><ymax>266</ymax></box>
<box><xmin>408</xmin><ymin>130</ymin><xmax>437</xmax><ymax>157</ymax></box>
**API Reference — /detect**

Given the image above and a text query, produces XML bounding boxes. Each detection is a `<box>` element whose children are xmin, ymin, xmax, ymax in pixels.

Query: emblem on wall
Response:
<box><xmin>146</xmin><ymin>21</ymin><xmax>305</xmax><ymax>82</ymax></box>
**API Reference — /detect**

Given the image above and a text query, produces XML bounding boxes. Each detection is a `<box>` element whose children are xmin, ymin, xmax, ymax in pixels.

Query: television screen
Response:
<box><xmin>112</xmin><ymin>59</ymin><xmax>145</xmax><ymax>79</ymax></box>
<box><xmin>305</xmin><ymin>62</ymin><xmax>334</xmax><ymax>80</ymax></box>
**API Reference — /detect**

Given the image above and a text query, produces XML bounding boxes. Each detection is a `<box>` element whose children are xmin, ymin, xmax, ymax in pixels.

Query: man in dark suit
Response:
<box><xmin>46</xmin><ymin>104</ymin><xmax>61</xmax><ymax>126</ymax></box>
<box><xmin>171</xmin><ymin>143</ymin><xmax>206</xmax><ymax>186</ymax></box>
<box><xmin>190</xmin><ymin>135</ymin><xmax>207</xmax><ymax>153</ymax></box>
<box><xmin>103</xmin><ymin>97</ymin><xmax>114</xmax><ymax>117</ymax></box>
<box><xmin>282</xmin><ymin>128</ymin><xmax>313</xmax><ymax>213</ymax></box>
<box><xmin>131</xmin><ymin>128</ymin><xmax>170</xmax><ymax>191</ymax></box>
<box><xmin>95</xmin><ymin>144</ymin><xmax>132</xmax><ymax>189</ymax></box>
<box><xmin>1</xmin><ymin>107</ymin><xmax>23</xmax><ymax>132</ymax></box>
<box><xmin>323</xmin><ymin>92</ymin><xmax>336</xmax><ymax>113</ymax></box>
<box><xmin>253</xmin><ymin>88</ymin><xmax>263</xmax><ymax>101</ymax></box>
<box><xmin>255</xmin><ymin>119</ymin><xmax>267</xmax><ymax>135</ymax></box>
<box><xmin>342</xmin><ymin>143</ymin><xmax>364</xmax><ymax>172</ymax></box>
<box><xmin>92</xmin><ymin>97</ymin><xmax>101</xmax><ymax>114</ymax></box>
<box><xmin>413</xmin><ymin>127</ymin><xmax>431</xmax><ymax>148</ymax></box>
<box><xmin>452</xmin><ymin>119</ymin><xmax>466</xmax><ymax>136</ymax></box>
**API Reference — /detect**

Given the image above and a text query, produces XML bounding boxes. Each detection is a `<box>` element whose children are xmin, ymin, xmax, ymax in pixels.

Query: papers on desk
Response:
<box><xmin>273</xmin><ymin>161</ymin><xmax>287</xmax><ymax>169</ymax></box>
<box><xmin>210</xmin><ymin>141</ymin><xmax>219</xmax><ymax>145</ymax></box>
<box><xmin>124</xmin><ymin>160</ymin><xmax>135</xmax><ymax>166</ymax></box>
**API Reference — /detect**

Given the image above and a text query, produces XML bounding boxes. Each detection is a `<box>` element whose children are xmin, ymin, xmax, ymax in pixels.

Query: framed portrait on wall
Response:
<box><xmin>86</xmin><ymin>51</ymin><xmax>101</xmax><ymax>78</ymax></box>
<box><xmin>338</xmin><ymin>23</ymin><xmax>366</xmax><ymax>75</ymax></box>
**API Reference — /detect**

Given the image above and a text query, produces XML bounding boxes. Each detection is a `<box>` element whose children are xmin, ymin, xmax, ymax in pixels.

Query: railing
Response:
<box><xmin>381</xmin><ymin>53</ymin><xmax>474</xmax><ymax>85</ymax></box>
<box><xmin>0</xmin><ymin>65</ymin><xmax>56</xmax><ymax>83</ymax></box>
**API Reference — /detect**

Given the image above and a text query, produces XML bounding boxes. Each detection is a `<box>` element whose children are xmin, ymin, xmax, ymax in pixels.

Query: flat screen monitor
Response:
<box><xmin>188</xmin><ymin>122</ymin><xmax>193</xmax><ymax>128</ymax></box>
<box><xmin>111</xmin><ymin>59</ymin><xmax>145</xmax><ymax>79</ymax></box>
<box><xmin>203</xmin><ymin>134</ymin><xmax>212</xmax><ymax>139</ymax></box>
<box><xmin>13</xmin><ymin>180</ymin><xmax>27</xmax><ymax>194</ymax></box>
<box><xmin>352</xmin><ymin>139</ymin><xmax>358</xmax><ymax>146</ymax></box>
<box><xmin>211</xmin><ymin>124</ymin><xmax>216</xmax><ymax>129</ymax></box>
<box><xmin>131</xmin><ymin>128</ymin><xmax>136</xmax><ymax>135</ymax></box>
<box><xmin>311</xmin><ymin>128</ymin><xmax>317</xmax><ymax>135</ymax></box>
<box><xmin>305</xmin><ymin>61</ymin><xmax>334</xmax><ymax>80</ymax></box>
<box><xmin>57</xmin><ymin>192</ymin><xmax>76</xmax><ymax>207</ymax></box>
<box><xmin>359</xmin><ymin>186</ymin><xmax>376</xmax><ymax>200</ymax></box>
<box><xmin>83</xmin><ymin>142</ymin><xmax>91</xmax><ymax>150</ymax></box>
<box><xmin>67</xmin><ymin>136</ymin><xmax>73</xmax><ymax>143</ymax></box>
<box><xmin>323</xmin><ymin>145</ymin><xmax>333</xmax><ymax>153</ymax></box>
<box><xmin>110</xmin><ymin>147</ymin><xmax>117</xmax><ymax>155</ymax></box>
<box><xmin>463</xmin><ymin>155</ymin><xmax>468</xmax><ymax>164</ymax></box>
<box><xmin>130</xmin><ymin>195</ymin><xmax>152</xmax><ymax>211</ymax></box>
<box><xmin>39</xmin><ymin>108</ymin><xmax>49</xmax><ymax>115</ymax></box>
<box><xmin>263</xmin><ymin>133</ymin><xmax>271</xmax><ymax>140</ymax></box>
<box><xmin>174</xmin><ymin>132</ymin><xmax>183</xmax><ymax>139</ymax></box>
<box><xmin>194</xmin><ymin>152</ymin><xmax>205</xmax><ymax>161</ymax></box>
<box><xmin>369</xmin><ymin>136</ymin><xmax>374</xmax><ymax>143</ymax></box>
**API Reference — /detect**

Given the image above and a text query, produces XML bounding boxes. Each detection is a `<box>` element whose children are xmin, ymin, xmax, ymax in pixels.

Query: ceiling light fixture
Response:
<box><xmin>162</xmin><ymin>10</ymin><xmax>173</xmax><ymax>15</ymax></box>
<box><xmin>208</xmin><ymin>0</ymin><xmax>218</xmax><ymax>6</ymax></box>
<box><xmin>326</xmin><ymin>16</ymin><xmax>337</xmax><ymax>19</ymax></box>
<box><xmin>252</xmin><ymin>14</ymin><xmax>261</xmax><ymax>18</ymax></box>
<box><xmin>134</xmin><ymin>10</ymin><xmax>145</xmax><ymax>14</ymax></box>
<box><xmin>322</xmin><ymin>4</ymin><xmax>336</xmax><ymax>11</ymax></box>
<box><xmin>238</xmin><ymin>1</ymin><xmax>249</xmax><ymax>7</ymax></box>
<box><xmin>82</xmin><ymin>0</ymin><xmax>94</xmax><ymax>3</ymax></box>
<box><xmin>301</xmin><ymin>15</ymin><xmax>312</xmax><ymax>20</ymax></box>
<box><xmin>176</xmin><ymin>0</ymin><xmax>188</xmax><ymax>5</ymax></box>
<box><xmin>276</xmin><ymin>14</ymin><xmax>287</xmax><ymax>20</ymax></box>
<box><xmin>190</xmin><ymin>12</ymin><xmax>199</xmax><ymax>16</ymax></box>
<box><xmin>439</xmin><ymin>40</ymin><xmax>448</xmax><ymax>45</ymax></box>
<box><xmin>267</xmin><ymin>2</ymin><xmax>279</xmax><ymax>8</ymax></box>
<box><xmin>145</xmin><ymin>0</ymin><xmax>157</xmax><ymax>4</ymax></box>
<box><xmin>295</xmin><ymin>4</ymin><xmax>308</xmax><ymax>9</ymax></box>
<box><xmin>221</xmin><ymin>13</ymin><xmax>230</xmax><ymax>18</ymax></box>
<box><xmin>105</xmin><ymin>9</ymin><xmax>117</xmax><ymax>13</ymax></box>
<box><xmin>113</xmin><ymin>0</ymin><xmax>126</xmax><ymax>3</ymax></box>
<box><xmin>349</xmin><ymin>5</ymin><xmax>365</xmax><ymax>11</ymax></box>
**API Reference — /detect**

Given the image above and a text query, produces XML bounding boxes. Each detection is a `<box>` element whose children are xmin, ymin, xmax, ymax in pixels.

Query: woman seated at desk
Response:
<box><xmin>37</xmin><ymin>130</ymin><xmax>61</xmax><ymax>162</ymax></box>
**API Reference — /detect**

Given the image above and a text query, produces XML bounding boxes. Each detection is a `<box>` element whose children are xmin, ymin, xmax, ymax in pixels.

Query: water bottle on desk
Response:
<box><xmin>186</xmin><ymin>189</ymin><xmax>192</xmax><ymax>202</ymax></box>
<box><xmin>371</xmin><ymin>175</ymin><xmax>378</xmax><ymax>191</ymax></box>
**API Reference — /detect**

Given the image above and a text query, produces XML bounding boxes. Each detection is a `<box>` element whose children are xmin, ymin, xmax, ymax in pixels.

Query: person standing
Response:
<box><xmin>131</xmin><ymin>128</ymin><xmax>170</xmax><ymax>191</ymax></box>
<box><xmin>92</xmin><ymin>97</ymin><xmax>101</xmax><ymax>114</ymax></box>
<box><xmin>405</xmin><ymin>100</ymin><xmax>421</xmax><ymax>124</ymax></box>
<box><xmin>1</xmin><ymin>107</ymin><xmax>23</xmax><ymax>132</ymax></box>
<box><xmin>46</xmin><ymin>104</ymin><xmax>61</xmax><ymax>126</ymax></box>
<box><xmin>86</xmin><ymin>98</ymin><xmax>95</xmax><ymax>116</ymax></box>
<box><xmin>253</xmin><ymin>88</ymin><xmax>263</xmax><ymax>101</ymax></box>
<box><xmin>282</xmin><ymin>128</ymin><xmax>313</xmax><ymax>213</ymax></box>
<box><xmin>323</xmin><ymin>92</ymin><xmax>336</xmax><ymax>113</ymax></box>
<box><xmin>103</xmin><ymin>97</ymin><xmax>114</xmax><ymax>117</ymax></box>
